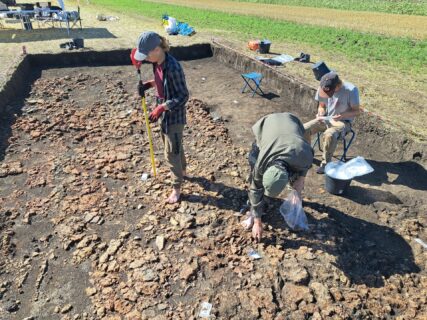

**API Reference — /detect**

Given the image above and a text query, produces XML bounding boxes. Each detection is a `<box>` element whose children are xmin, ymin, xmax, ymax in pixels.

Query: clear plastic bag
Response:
<box><xmin>280</xmin><ymin>190</ymin><xmax>309</xmax><ymax>231</ymax></box>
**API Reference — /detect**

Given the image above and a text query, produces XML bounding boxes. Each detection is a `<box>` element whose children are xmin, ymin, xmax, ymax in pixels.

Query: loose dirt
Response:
<box><xmin>0</xmin><ymin>59</ymin><xmax>426</xmax><ymax>319</ymax></box>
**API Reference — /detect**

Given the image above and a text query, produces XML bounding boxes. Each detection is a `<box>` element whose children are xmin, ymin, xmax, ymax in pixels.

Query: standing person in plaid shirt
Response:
<box><xmin>132</xmin><ymin>31</ymin><xmax>189</xmax><ymax>203</ymax></box>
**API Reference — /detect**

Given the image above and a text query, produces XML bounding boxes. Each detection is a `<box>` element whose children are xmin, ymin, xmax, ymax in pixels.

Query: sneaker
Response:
<box><xmin>316</xmin><ymin>163</ymin><xmax>326</xmax><ymax>174</ymax></box>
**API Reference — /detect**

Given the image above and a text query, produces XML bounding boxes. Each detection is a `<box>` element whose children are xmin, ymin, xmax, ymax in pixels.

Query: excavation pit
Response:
<box><xmin>0</xmin><ymin>44</ymin><xmax>426</xmax><ymax>319</ymax></box>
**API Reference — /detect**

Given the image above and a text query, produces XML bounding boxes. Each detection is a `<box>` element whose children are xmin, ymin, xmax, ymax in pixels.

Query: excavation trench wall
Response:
<box><xmin>0</xmin><ymin>42</ymin><xmax>425</xmax><ymax>165</ymax></box>
<box><xmin>210</xmin><ymin>43</ymin><xmax>426</xmax><ymax>164</ymax></box>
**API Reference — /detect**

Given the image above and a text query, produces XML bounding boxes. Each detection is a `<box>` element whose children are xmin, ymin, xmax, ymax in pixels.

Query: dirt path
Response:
<box><xmin>0</xmin><ymin>59</ymin><xmax>425</xmax><ymax>319</ymax></box>
<box><xmin>151</xmin><ymin>0</ymin><xmax>427</xmax><ymax>39</ymax></box>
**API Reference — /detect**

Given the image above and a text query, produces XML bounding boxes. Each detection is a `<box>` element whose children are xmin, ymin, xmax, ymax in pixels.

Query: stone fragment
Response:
<box><xmin>178</xmin><ymin>214</ymin><xmax>195</xmax><ymax>229</ymax></box>
<box><xmin>141</xmin><ymin>269</ymin><xmax>157</xmax><ymax>282</ymax></box>
<box><xmin>310</xmin><ymin>282</ymin><xmax>332</xmax><ymax>309</ymax></box>
<box><xmin>85</xmin><ymin>287</ymin><xmax>97</xmax><ymax>296</ymax></box>
<box><xmin>60</xmin><ymin>304</ymin><xmax>73</xmax><ymax>314</ymax></box>
<box><xmin>282</xmin><ymin>283</ymin><xmax>313</xmax><ymax>306</ymax></box>
<box><xmin>105</xmin><ymin>239</ymin><xmax>123</xmax><ymax>256</ymax></box>
<box><xmin>287</xmin><ymin>266</ymin><xmax>310</xmax><ymax>285</ymax></box>
<box><xmin>180</xmin><ymin>259</ymin><xmax>199</xmax><ymax>281</ymax></box>
<box><xmin>156</xmin><ymin>235</ymin><xmax>165</xmax><ymax>250</ymax></box>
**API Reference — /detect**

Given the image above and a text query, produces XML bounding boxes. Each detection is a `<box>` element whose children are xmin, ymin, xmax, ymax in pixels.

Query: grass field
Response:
<box><xmin>92</xmin><ymin>0</ymin><xmax>426</xmax><ymax>75</ymax></box>
<box><xmin>150</xmin><ymin>0</ymin><xmax>427</xmax><ymax>40</ymax></box>
<box><xmin>230</xmin><ymin>0</ymin><xmax>427</xmax><ymax>16</ymax></box>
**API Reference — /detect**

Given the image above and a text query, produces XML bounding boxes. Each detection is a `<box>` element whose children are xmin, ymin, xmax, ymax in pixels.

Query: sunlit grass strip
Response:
<box><xmin>228</xmin><ymin>0</ymin><xmax>427</xmax><ymax>16</ymax></box>
<box><xmin>91</xmin><ymin>0</ymin><xmax>427</xmax><ymax>74</ymax></box>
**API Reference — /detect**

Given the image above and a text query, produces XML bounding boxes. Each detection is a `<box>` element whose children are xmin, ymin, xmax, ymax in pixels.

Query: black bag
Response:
<box><xmin>294</xmin><ymin>52</ymin><xmax>311</xmax><ymax>63</ymax></box>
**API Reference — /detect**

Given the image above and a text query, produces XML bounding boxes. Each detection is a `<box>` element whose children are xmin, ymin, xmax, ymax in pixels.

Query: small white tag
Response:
<box><xmin>248</xmin><ymin>249</ymin><xmax>262</xmax><ymax>260</ymax></box>
<box><xmin>199</xmin><ymin>302</ymin><xmax>212</xmax><ymax>318</ymax></box>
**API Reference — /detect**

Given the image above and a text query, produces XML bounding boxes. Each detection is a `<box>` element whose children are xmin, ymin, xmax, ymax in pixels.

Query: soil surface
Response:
<box><xmin>0</xmin><ymin>59</ymin><xmax>426</xmax><ymax>320</ymax></box>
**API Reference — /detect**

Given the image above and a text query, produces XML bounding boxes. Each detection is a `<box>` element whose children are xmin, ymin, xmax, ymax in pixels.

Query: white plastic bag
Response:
<box><xmin>325</xmin><ymin>156</ymin><xmax>374</xmax><ymax>180</ymax></box>
<box><xmin>280</xmin><ymin>190</ymin><xmax>309</xmax><ymax>231</ymax></box>
<box><xmin>342</xmin><ymin>156</ymin><xmax>374</xmax><ymax>178</ymax></box>
<box><xmin>274</xmin><ymin>54</ymin><xmax>295</xmax><ymax>64</ymax></box>
<box><xmin>165</xmin><ymin>16</ymin><xmax>178</xmax><ymax>34</ymax></box>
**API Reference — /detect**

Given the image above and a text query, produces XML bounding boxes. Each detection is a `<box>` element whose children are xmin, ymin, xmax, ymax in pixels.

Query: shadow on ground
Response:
<box><xmin>186</xmin><ymin>175</ymin><xmax>420</xmax><ymax>289</ymax></box>
<box><xmin>0</xmin><ymin>71</ymin><xmax>38</xmax><ymax>162</ymax></box>
<box><xmin>0</xmin><ymin>27</ymin><xmax>116</xmax><ymax>43</ymax></box>
<box><xmin>183</xmin><ymin>176</ymin><xmax>247</xmax><ymax>211</ymax></box>
<box><xmin>342</xmin><ymin>185</ymin><xmax>403</xmax><ymax>205</ymax></box>
<box><xmin>355</xmin><ymin>159</ymin><xmax>427</xmax><ymax>191</ymax></box>
<box><xmin>265</xmin><ymin>200</ymin><xmax>420</xmax><ymax>288</ymax></box>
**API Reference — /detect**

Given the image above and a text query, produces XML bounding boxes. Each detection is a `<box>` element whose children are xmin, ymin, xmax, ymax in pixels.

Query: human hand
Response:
<box><xmin>148</xmin><ymin>105</ymin><xmax>166</xmax><ymax>122</ymax></box>
<box><xmin>252</xmin><ymin>218</ymin><xmax>263</xmax><ymax>242</ymax></box>
<box><xmin>332</xmin><ymin>114</ymin><xmax>343</xmax><ymax>121</ymax></box>
<box><xmin>291</xmin><ymin>191</ymin><xmax>301</xmax><ymax>205</ymax></box>
<box><xmin>316</xmin><ymin>114</ymin><xmax>324</xmax><ymax>123</ymax></box>
<box><xmin>291</xmin><ymin>176</ymin><xmax>305</xmax><ymax>198</ymax></box>
<box><xmin>137</xmin><ymin>81</ymin><xmax>153</xmax><ymax>97</ymax></box>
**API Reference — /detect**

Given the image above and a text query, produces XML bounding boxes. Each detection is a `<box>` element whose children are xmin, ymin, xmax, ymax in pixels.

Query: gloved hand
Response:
<box><xmin>130</xmin><ymin>48</ymin><xmax>142</xmax><ymax>69</ymax></box>
<box><xmin>137</xmin><ymin>81</ymin><xmax>152</xmax><ymax>97</ymax></box>
<box><xmin>148</xmin><ymin>105</ymin><xmax>166</xmax><ymax>122</ymax></box>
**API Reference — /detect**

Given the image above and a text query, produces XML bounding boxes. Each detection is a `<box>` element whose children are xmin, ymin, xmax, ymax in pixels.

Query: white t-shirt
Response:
<box><xmin>316</xmin><ymin>81</ymin><xmax>360</xmax><ymax>121</ymax></box>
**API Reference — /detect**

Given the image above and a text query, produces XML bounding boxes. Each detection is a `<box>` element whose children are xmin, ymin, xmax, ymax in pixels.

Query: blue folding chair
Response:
<box><xmin>312</xmin><ymin>124</ymin><xmax>356</xmax><ymax>162</ymax></box>
<box><xmin>241</xmin><ymin>72</ymin><xmax>264</xmax><ymax>97</ymax></box>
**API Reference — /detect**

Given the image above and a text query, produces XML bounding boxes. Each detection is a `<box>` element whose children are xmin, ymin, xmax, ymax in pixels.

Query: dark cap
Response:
<box><xmin>320</xmin><ymin>72</ymin><xmax>340</xmax><ymax>97</ymax></box>
<box><xmin>134</xmin><ymin>31</ymin><xmax>161</xmax><ymax>61</ymax></box>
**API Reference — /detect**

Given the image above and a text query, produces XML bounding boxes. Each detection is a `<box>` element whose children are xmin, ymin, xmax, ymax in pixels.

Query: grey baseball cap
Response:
<box><xmin>319</xmin><ymin>72</ymin><xmax>340</xmax><ymax>97</ymax></box>
<box><xmin>134</xmin><ymin>31</ymin><xmax>161</xmax><ymax>61</ymax></box>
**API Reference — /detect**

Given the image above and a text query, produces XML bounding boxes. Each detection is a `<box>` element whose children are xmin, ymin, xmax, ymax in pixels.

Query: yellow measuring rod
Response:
<box><xmin>141</xmin><ymin>96</ymin><xmax>157</xmax><ymax>177</ymax></box>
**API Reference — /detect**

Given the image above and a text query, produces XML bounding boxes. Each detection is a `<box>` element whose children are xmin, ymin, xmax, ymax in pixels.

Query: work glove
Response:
<box><xmin>148</xmin><ymin>105</ymin><xmax>166</xmax><ymax>122</ymax></box>
<box><xmin>137</xmin><ymin>81</ymin><xmax>152</xmax><ymax>97</ymax></box>
<box><xmin>130</xmin><ymin>48</ymin><xmax>142</xmax><ymax>70</ymax></box>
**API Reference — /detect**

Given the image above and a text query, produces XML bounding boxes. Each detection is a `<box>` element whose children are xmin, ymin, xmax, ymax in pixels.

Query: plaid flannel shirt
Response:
<box><xmin>155</xmin><ymin>53</ymin><xmax>189</xmax><ymax>133</ymax></box>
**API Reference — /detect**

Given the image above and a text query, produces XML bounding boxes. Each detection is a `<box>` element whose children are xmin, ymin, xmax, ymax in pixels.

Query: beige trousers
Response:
<box><xmin>304</xmin><ymin>119</ymin><xmax>350</xmax><ymax>164</ymax></box>
<box><xmin>161</xmin><ymin>124</ymin><xmax>186</xmax><ymax>188</ymax></box>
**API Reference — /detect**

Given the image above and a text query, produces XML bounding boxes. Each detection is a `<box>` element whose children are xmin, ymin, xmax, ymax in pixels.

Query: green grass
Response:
<box><xmin>91</xmin><ymin>0</ymin><xmax>426</xmax><ymax>74</ymax></box>
<box><xmin>229</xmin><ymin>0</ymin><xmax>427</xmax><ymax>16</ymax></box>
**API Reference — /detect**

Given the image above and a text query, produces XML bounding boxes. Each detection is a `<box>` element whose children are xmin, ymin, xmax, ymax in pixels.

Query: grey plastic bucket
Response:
<box><xmin>325</xmin><ymin>174</ymin><xmax>351</xmax><ymax>195</ymax></box>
